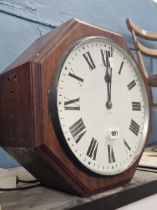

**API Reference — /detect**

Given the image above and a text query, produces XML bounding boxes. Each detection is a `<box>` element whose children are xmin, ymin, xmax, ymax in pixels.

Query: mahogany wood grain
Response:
<box><xmin>0</xmin><ymin>62</ymin><xmax>35</xmax><ymax>148</ymax></box>
<box><xmin>0</xmin><ymin>19</ymin><xmax>151</xmax><ymax>196</ymax></box>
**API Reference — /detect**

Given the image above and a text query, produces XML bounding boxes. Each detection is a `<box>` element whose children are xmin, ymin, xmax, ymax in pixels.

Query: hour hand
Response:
<box><xmin>105</xmin><ymin>68</ymin><xmax>111</xmax><ymax>83</ymax></box>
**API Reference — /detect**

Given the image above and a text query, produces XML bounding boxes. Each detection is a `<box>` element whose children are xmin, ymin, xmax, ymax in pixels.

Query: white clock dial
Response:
<box><xmin>55</xmin><ymin>37</ymin><xmax>149</xmax><ymax>175</ymax></box>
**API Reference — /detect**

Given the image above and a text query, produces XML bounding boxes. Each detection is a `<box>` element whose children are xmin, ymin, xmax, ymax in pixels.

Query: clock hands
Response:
<box><xmin>105</xmin><ymin>66</ymin><xmax>112</xmax><ymax>109</ymax></box>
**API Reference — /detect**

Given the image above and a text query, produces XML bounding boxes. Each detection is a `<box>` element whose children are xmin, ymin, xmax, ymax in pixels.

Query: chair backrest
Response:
<box><xmin>126</xmin><ymin>18</ymin><xmax>157</xmax><ymax>108</ymax></box>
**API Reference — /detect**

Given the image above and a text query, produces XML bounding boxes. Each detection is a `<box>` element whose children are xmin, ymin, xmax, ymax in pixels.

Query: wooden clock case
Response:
<box><xmin>0</xmin><ymin>19</ymin><xmax>151</xmax><ymax>196</ymax></box>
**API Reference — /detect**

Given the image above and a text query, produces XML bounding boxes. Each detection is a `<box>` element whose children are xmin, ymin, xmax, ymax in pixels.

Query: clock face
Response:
<box><xmin>52</xmin><ymin>36</ymin><xmax>149</xmax><ymax>176</ymax></box>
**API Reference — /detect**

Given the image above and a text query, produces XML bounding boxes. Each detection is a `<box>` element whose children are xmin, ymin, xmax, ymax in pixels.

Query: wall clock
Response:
<box><xmin>0</xmin><ymin>19</ymin><xmax>152</xmax><ymax>196</ymax></box>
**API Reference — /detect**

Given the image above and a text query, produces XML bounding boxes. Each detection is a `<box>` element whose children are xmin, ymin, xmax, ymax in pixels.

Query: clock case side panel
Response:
<box><xmin>0</xmin><ymin>19</ymin><xmax>95</xmax><ymax>196</ymax></box>
<box><xmin>0</xmin><ymin>62</ymin><xmax>72</xmax><ymax>193</ymax></box>
<box><xmin>40</xmin><ymin>19</ymin><xmax>148</xmax><ymax>195</ymax></box>
<box><xmin>0</xmin><ymin>60</ymin><xmax>78</xmax><ymax>194</ymax></box>
<box><xmin>0</xmin><ymin>62</ymin><xmax>38</xmax><ymax>148</ymax></box>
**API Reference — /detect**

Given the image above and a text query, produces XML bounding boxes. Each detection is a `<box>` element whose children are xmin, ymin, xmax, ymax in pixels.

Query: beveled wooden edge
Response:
<box><xmin>35</xmin><ymin>18</ymin><xmax>123</xmax><ymax>65</ymax></box>
<box><xmin>126</xmin><ymin>18</ymin><xmax>157</xmax><ymax>41</ymax></box>
<box><xmin>136</xmin><ymin>41</ymin><xmax>157</xmax><ymax>57</ymax></box>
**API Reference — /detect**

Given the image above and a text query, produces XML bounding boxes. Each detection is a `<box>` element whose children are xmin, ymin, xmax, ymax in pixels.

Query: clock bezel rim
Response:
<box><xmin>49</xmin><ymin>35</ymin><xmax>150</xmax><ymax>176</ymax></box>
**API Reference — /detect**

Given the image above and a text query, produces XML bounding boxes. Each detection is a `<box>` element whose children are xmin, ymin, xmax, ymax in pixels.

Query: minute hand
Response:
<box><xmin>105</xmin><ymin>67</ymin><xmax>112</xmax><ymax>109</ymax></box>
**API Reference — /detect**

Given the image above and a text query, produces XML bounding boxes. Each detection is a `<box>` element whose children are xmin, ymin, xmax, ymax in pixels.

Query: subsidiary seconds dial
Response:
<box><xmin>54</xmin><ymin>37</ymin><xmax>149</xmax><ymax>176</ymax></box>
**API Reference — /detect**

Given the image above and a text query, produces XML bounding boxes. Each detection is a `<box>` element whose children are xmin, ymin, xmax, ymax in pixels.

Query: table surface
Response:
<box><xmin>0</xmin><ymin>169</ymin><xmax>157</xmax><ymax>210</ymax></box>
<box><xmin>118</xmin><ymin>193</ymin><xmax>157</xmax><ymax>210</ymax></box>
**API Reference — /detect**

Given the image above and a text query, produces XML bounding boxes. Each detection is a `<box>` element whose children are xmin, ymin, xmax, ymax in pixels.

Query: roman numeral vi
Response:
<box><xmin>108</xmin><ymin>145</ymin><xmax>115</xmax><ymax>163</ymax></box>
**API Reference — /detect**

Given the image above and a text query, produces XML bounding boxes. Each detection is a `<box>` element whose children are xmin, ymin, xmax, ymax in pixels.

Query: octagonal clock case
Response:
<box><xmin>0</xmin><ymin>19</ymin><xmax>151</xmax><ymax>196</ymax></box>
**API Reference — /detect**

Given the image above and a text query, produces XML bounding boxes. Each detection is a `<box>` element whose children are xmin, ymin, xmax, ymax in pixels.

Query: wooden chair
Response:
<box><xmin>126</xmin><ymin>18</ymin><xmax>157</xmax><ymax>108</ymax></box>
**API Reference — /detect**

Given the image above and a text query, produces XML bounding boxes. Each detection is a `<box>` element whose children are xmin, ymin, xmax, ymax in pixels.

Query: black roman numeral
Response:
<box><xmin>100</xmin><ymin>49</ymin><xmax>112</xmax><ymax>67</ymax></box>
<box><xmin>100</xmin><ymin>49</ymin><xmax>106</xmax><ymax>66</ymax></box>
<box><xmin>64</xmin><ymin>98</ymin><xmax>80</xmax><ymax>110</ymax></box>
<box><xmin>68</xmin><ymin>72</ymin><xmax>84</xmax><ymax>83</ymax></box>
<box><xmin>127</xmin><ymin>80</ymin><xmax>136</xmax><ymax>90</ymax></box>
<box><xmin>86</xmin><ymin>138</ymin><xmax>98</xmax><ymax>160</ymax></box>
<box><xmin>123</xmin><ymin>139</ymin><xmax>131</xmax><ymax>152</ymax></box>
<box><xmin>118</xmin><ymin>61</ymin><xmax>124</xmax><ymax>74</ymax></box>
<box><xmin>132</xmin><ymin>102</ymin><xmax>141</xmax><ymax>111</ymax></box>
<box><xmin>108</xmin><ymin>145</ymin><xmax>115</xmax><ymax>163</ymax></box>
<box><xmin>69</xmin><ymin>118</ymin><xmax>86</xmax><ymax>143</ymax></box>
<box><xmin>83</xmin><ymin>51</ymin><xmax>96</xmax><ymax>70</ymax></box>
<box><xmin>129</xmin><ymin>119</ymin><xmax>140</xmax><ymax>136</ymax></box>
